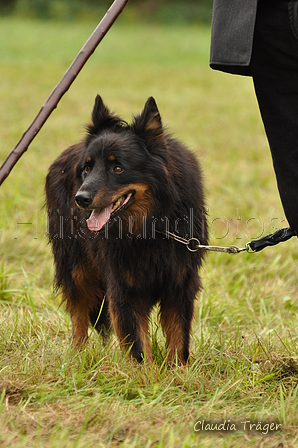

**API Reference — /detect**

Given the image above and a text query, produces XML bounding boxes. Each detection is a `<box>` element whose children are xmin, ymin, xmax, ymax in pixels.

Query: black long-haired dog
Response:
<box><xmin>45</xmin><ymin>96</ymin><xmax>208</xmax><ymax>363</ymax></box>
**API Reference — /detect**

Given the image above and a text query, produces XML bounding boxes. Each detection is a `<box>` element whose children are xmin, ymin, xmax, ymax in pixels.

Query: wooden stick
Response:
<box><xmin>0</xmin><ymin>0</ymin><xmax>129</xmax><ymax>186</ymax></box>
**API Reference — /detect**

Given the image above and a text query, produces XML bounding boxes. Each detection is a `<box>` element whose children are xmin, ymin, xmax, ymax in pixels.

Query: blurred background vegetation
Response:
<box><xmin>0</xmin><ymin>0</ymin><xmax>213</xmax><ymax>23</ymax></box>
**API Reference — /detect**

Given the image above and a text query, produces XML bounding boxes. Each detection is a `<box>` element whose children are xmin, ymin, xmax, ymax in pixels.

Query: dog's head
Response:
<box><xmin>75</xmin><ymin>95</ymin><xmax>174</xmax><ymax>233</ymax></box>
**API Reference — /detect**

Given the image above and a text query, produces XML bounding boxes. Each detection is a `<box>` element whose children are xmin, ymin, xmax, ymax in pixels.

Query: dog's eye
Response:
<box><xmin>113</xmin><ymin>166</ymin><xmax>123</xmax><ymax>174</ymax></box>
<box><xmin>82</xmin><ymin>165</ymin><xmax>91</xmax><ymax>180</ymax></box>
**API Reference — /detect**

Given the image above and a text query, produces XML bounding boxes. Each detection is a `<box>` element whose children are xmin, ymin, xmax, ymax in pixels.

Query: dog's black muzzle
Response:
<box><xmin>75</xmin><ymin>191</ymin><xmax>93</xmax><ymax>209</ymax></box>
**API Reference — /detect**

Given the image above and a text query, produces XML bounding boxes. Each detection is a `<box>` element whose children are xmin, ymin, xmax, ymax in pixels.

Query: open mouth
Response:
<box><xmin>86</xmin><ymin>192</ymin><xmax>133</xmax><ymax>231</ymax></box>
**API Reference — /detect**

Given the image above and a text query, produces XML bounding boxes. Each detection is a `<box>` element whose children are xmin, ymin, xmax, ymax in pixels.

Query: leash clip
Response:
<box><xmin>156</xmin><ymin>227</ymin><xmax>296</xmax><ymax>255</ymax></box>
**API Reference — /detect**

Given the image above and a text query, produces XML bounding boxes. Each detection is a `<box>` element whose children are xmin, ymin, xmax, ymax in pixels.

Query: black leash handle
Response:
<box><xmin>248</xmin><ymin>227</ymin><xmax>296</xmax><ymax>252</ymax></box>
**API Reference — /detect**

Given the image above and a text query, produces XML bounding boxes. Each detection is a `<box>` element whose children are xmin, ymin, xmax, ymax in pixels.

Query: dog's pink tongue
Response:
<box><xmin>87</xmin><ymin>204</ymin><xmax>113</xmax><ymax>231</ymax></box>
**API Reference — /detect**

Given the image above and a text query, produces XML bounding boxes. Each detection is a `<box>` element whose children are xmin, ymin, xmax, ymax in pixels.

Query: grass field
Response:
<box><xmin>0</xmin><ymin>14</ymin><xmax>298</xmax><ymax>448</ymax></box>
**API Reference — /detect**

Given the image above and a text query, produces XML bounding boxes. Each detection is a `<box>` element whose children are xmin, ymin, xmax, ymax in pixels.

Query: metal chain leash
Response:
<box><xmin>156</xmin><ymin>230</ymin><xmax>253</xmax><ymax>254</ymax></box>
<box><xmin>156</xmin><ymin>227</ymin><xmax>296</xmax><ymax>255</ymax></box>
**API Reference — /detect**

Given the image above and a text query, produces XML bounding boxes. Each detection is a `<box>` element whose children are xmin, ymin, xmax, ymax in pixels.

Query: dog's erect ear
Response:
<box><xmin>92</xmin><ymin>95</ymin><xmax>110</xmax><ymax>126</ymax></box>
<box><xmin>133</xmin><ymin>97</ymin><xmax>164</xmax><ymax>143</ymax></box>
<box><xmin>87</xmin><ymin>95</ymin><xmax>125</xmax><ymax>136</ymax></box>
<box><xmin>142</xmin><ymin>97</ymin><xmax>163</xmax><ymax>133</ymax></box>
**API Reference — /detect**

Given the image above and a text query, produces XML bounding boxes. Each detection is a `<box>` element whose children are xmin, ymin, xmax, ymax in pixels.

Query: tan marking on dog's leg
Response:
<box><xmin>107</xmin><ymin>304</ymin><xmax>127</xmax><ymax>352</ymax></box>
<box><xmin>69</xmin><ymin>265</ymin><xmax>105</xmax><ymax>348</ymax></box>
<box><xmin>68</xmin><ymin>300</ymin><xmax>90</xmax><ymax>348</ymax></box>
<box><xmin>136</xmin><ymin>312</ymin><xmax>153</xmax><ymax>363</ymax></box>
<box><xmin>160</xmin><ymin>308</ymin><xmax>185</xmax><ymax>364</ymax></box>
<box><xmin>108</xmin><ymin>302</ymin><xmax>152</xmax><ymax>363</ymax></box>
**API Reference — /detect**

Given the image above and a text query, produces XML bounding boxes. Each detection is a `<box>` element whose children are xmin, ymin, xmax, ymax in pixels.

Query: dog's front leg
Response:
<box><xmin>108</xmin><ymin>295</ymin><xmax>152</xmax><ymax>363</ymax></box>
<box><xmin>66</xmin><ymin>298</ymin><xmax>90</xmax><ymax>348</ymax></box>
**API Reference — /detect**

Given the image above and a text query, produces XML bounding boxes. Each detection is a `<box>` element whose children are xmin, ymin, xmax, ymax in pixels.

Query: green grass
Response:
<box><xmin>1</xmin><ymin>16</ymin><xmax>298</xmax><ymax>447</ymax></box>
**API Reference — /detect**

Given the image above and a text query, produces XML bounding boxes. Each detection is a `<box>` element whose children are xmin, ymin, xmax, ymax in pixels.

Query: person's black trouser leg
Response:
<box><xmin>250</xmin><ymin>0</ymin><xmax>298</xmax><ymax>233</ymax></box>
